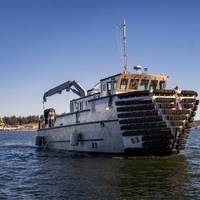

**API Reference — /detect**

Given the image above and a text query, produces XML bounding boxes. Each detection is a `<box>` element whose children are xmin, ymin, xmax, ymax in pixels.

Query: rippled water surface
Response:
<box><xmin>0</xmin><ymin>130</ymin><xmax>200</xmax><ymax>199</ymax></box>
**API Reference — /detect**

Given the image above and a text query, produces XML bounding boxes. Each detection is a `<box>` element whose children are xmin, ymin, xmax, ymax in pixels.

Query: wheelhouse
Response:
<box><xmin>99</xmin><ymin>71</ymin><xmax>168</xmax><ymax>97</ymax></box>
<box><xmin>115</xmin><ymin>72</ymin><xmax>168</xmax><ymax>94</ymax></box>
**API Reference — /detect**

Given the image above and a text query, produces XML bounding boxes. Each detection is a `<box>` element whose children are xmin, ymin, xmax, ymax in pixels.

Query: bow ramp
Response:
<box><xmin>116</xmin><ymin>90</ymin><xmax>198</xmax><ymax>156</ymax></box>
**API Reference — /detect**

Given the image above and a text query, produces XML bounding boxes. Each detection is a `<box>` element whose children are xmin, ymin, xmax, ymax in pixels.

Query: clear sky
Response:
<box><xmin>0</xmin><ymin>0</ymin><xmax>200</xmax><ymax>119</ymax></box>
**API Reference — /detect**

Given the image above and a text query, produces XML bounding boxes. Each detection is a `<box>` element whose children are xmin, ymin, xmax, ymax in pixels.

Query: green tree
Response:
<box><xmin>0</xmin><ymin>117</ymin><xmax>3</xmax><ymax>127</ymax></box>
<box><xmin>2</xmin><ymin>115</ymin><xmax>41</xmax><ymax>126</ymax></box>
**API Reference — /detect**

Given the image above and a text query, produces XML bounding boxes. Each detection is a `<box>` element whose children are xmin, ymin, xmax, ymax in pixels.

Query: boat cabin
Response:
<box><xmin>70</xmin><ymin>70</ymin><xmax>168</xmax><ymax>112</ymax></box>
<box><xmin>99</xmin><ymin>71</ymin><xmax>167</xmax><ymax>97</ymax></box>
<box><xmin>115</xmin><ymin>72</ymin><xmax>167</xmax><ymax>94</ymax></box>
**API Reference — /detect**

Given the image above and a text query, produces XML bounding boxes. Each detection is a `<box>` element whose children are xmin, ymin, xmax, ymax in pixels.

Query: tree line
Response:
<box><xmin>2</xmin><ymin>115</ymin><xmax>44</xmax><ymax>126</ymax></box>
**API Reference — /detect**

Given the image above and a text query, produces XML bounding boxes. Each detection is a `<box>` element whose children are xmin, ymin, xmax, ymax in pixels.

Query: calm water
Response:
<box><xmin>0</xmin><ymin>130</ymin><xmax>200</xmax><ymax>199</ymax></box>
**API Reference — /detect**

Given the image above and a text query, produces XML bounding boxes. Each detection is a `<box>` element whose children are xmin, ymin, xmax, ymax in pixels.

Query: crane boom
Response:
<box><xmin>43</xmin><ymin>80</ymin><xmax>87</xmax><ymax>102</ymax></box>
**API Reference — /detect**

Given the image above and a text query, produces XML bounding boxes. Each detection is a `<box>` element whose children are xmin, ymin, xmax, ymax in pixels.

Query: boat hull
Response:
<box><xmin>37</xmin><ymin>90</ymin><xmax>198</xmax><ymax>156</ymax></box>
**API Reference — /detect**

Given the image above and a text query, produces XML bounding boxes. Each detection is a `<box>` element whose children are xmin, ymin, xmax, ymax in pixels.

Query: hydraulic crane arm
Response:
<box><xmin>43</xmin><ymin>80</ymin><xmax>87</xmax><ymax>102</ymax></box>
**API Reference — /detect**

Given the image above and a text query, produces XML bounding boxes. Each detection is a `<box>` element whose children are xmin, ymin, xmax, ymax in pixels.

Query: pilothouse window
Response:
<box><xmin>149</xmin><ymin>80</ymin><xmax>158</xmax><ymax>91</ymax></box>
<box><xmin>75</xmin><ymin>102</ymin><xmax>78</xmax><ymax>111</ymax></box>
<box><xmin>107</xmin><ymin>82</ymin><xmax>111</xmax><ymax>91</ymax></box>
<box><xmin>139</xmin><ymin>80</ymin><xmax>149</xmax><ymax>90</ymax></box>
<box><xmin>107</xmin><ymin>82</ymin><xmax>112</xmax><ymax>95</ymax></box>
<box><xmin>112</xmin><ymin>81</ymin><xmax>117</xmax><ymax>90</ymax></box>
<box><xmin>102</xmin><ymin>84</ymin><xmax>106</xmax><ymax>91</ymax></box>
<box><xmin>120</xmin><ymin>79</ymin><xmax>128</xmax><ymax>90</ymax></box>
<box><xmin>79</xmin><ymin>102</ymin><xmax>83</xmax><ymax>110</ymax></box>
<box><xmin>159</xmin><ymin>81</ymin><xmax>166</xmax><ymax>89</ymax></box>
<box><xmin>129</xmin><ymin>79</ymin><xmax>139</xmax><ymax>90</ymax></box>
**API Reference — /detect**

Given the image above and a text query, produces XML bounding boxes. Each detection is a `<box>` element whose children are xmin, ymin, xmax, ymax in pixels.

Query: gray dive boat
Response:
<box><xmin>36</xmin><ymin>20</ymin><xmax>198</xmax><ymax>156</ymax></box>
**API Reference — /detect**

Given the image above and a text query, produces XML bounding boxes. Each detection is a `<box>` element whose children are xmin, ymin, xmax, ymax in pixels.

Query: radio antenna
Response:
<box><xmin>120</xmin><ymin>19</ymin><xmax>128</xmax><ymax>72</ymax></box>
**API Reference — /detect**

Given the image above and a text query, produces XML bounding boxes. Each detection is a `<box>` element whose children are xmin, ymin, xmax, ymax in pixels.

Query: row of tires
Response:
<box><xmin>117</xmin><ymin>90</ymin><xmax>198</xmax><ymax>100</ymax></box>
<box><xmin>117</xmin><ymin>110</ymin><xmax>158</xmax><ymax>118</ymax></box>
<box><xmin>153</xmin><ymin>90</ymin><xmax>198</xmax><ymax>96</ymax></box>
<box><xmin>119</xmin><ymin>116</ymin><xmax>162</xmax><ymax>124</ymax></box>
<box><xmin>163</xmin><ymin>109</ymin><xmax>191</xmax><ymax>115</ymax></box>
<box><xmin>117</xmin><ymin>104</ymin><xmax>155</xmax><ymax>112</ymax></box>
<box><xmin>121</xmin><ymin>122</ymin><xmax>167</xmax><ymax>131</ymax></box>
<box><xmin>122</xmin><ymin>128</ymin><xmax>172</xmax><ymax>136</ymax></box>
<box><xmin>115</xmin><ymin>99</ymin><xmax>152</xmax><ymax>106</ymax></box>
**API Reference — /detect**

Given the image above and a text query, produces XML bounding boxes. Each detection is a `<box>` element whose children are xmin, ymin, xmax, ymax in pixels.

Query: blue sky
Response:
<box><xmin>0</xmin><ymin>0</ymin><xmax>200</xmax><ymax>119</ymax></box>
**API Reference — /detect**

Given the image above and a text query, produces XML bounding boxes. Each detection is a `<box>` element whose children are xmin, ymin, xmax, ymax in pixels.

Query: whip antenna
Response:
<box><xmin>120</xmin><ymin>19</ymin><xmax>128</xmax><ymax>72</ymax></box>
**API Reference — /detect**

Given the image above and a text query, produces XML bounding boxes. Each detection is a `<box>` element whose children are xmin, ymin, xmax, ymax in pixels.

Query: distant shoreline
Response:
<box><xmin>0</xmin><ymin>123</ymin><xmax>38</xmax><ymax>132</ymax></box>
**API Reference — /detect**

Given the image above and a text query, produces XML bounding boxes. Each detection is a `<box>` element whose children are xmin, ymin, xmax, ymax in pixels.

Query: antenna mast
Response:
<box><xmin>121</xmin><ymin>19</ymin><xmax>128</xmax><ymax>72</ymax></box>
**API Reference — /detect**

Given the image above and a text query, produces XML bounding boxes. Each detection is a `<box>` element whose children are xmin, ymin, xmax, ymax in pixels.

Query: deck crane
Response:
<box><xmin>43</xmin><ymin>80</ymin><xmax>87</xmax><ymax>102</ymax></box>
